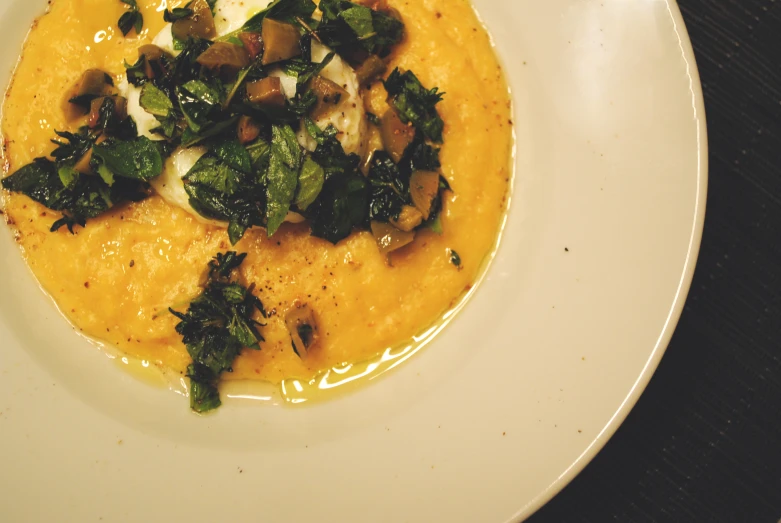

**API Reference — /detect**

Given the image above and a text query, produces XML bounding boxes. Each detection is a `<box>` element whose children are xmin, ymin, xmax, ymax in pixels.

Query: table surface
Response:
<box><xmin>529</xmin><ymin>0</ymin><xmax>781</xmax><ymax>521</ymax></box>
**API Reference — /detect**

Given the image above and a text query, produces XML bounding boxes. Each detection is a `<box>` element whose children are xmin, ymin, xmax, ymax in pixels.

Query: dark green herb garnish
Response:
<box><xmin>450</xmin><ymin>249</ymin><xmax>461</xmax><ymax>268</ymax></box>
<box><xmin>170</xmin><ymin>251</ymin><xmax>266</xmax><ymax>413</ymax></box>
<box><xmin>384</xmin><ymin>68</ymin><xmax>445</xmax><ymax>143</ymax></box>
<box><xmin>317</xmin><ymin>0</ymin><xmax>404</xmax><ymax>56</ymax></box>
<box><xmin>118</xmin><ymin>0</ymin><xmax>144</xmax><ymax>36</ymax></box>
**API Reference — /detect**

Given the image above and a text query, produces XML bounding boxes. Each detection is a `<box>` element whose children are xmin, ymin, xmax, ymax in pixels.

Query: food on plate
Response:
<box><xmin>1</xmin><ymin>0</ymin><xmax>513</xmax><ymax>412</ymax></box>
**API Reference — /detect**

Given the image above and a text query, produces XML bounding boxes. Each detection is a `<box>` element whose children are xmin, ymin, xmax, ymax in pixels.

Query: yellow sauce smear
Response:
<box><xmin>1</xmin><ymin>0</ymin><xmax>513</xmax><ymax>403</ymax></box>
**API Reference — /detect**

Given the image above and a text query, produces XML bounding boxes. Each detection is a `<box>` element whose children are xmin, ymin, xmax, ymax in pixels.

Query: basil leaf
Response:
<box><xmin>177</xmin><ymin>80</ymin><xmax>223</xmax><ymax>133</ymax></box>
<box><xmin>307</xmin><ymin>171</ymin><xmax>368</xmax><ymax>244</ymax></box>
<box><xmin>139</xmin><ymin>84</ymin><xmax>174</xmax><ymax>117</ymax></box>
<box><xmin>384</xmin><ymin>68</ymin><xmax>444</xmax><ymax>143</ymax></box>
<box><xmin>212</xmin><ymin>139</ymin><xmax>253</xmax><ymax>175</ymax></box>
<box><xmin>294</xmin><ymin>155</ymin><xmax>325</xmax><ymax>211</ymax></box>
<box><xmin>265</xmin><ymin>124</ymin><xmax>302</xmax><ymax>236</ymax></box>
<box><xmin>92</xmin><ymin>137</ymin><xmax>163</xmax><ymax>181</ymax></box>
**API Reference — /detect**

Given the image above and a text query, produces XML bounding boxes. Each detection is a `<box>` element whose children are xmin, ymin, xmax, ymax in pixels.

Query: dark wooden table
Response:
<box><xmin>529</xmin><ymin>1</ymin><xmax>781</xmax><ymax>521</ymax></box>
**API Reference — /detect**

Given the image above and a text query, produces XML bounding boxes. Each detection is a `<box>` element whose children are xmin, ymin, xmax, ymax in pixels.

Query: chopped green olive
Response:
<box><xmin>246</xmin><ymin>77</ymin><xmax>286</xmax><ymax>107</ymax></box>
<box><xmin>380</xmin><ymin>108</ymin><xmax>415</xmax><ymax>163</ymax></box>
<box><xmin>285</xmin><ymin>302</ymin><xmax>318</xmax><ymax>358</ymax></box>
<box><xmin>138</xmin><ymin>44</ymin><xmax>168</xmax><ymax>78</ymax></box>
<box><xmin>409</xmin><ymin>170</ymin><xmax>439</xmax><ymax>220</ymax></box>
<box><xmin>78</xmin><ymin>69</ymin><xmax>112</xmax><ymax>97</ymax></box>
<box><xmin>238</xmin><ymin>32</ymin><xmax>264</xmax><ymax>60</ymax></box>
<box><xmin>309</xmin><ymin>75</ymin><xmax>350</xmax><ymax>119</ymax></box>
<box><xmin>390</xmin><ymin>205</ymin><xmax>424</xmax><ymax>232</ymax></box>
<box><xmin>196</xmin><ymin>41</ymin><xmax>250</xmax><ymax>77</ymax></box>
<box><xmin>355</xmin><ymin>55</ymin><xmax>387</xmax><ymax>85</ymax></box>
<box><xmin>171</xmin><ymin>0</ymin><xmax>216</xmax><ymax>41</ymax></box>
<box><xmin>371</xmin><ymin>220</ymin><xmax>415</xmax><ymax>256</ymax></box>
<box><xmin>237</xmin><ymin>115</ymin><xmax>262</xmax><ymax>145</ymax></box>
<box><xmin>261</xmin><ymin>18</ymin><xmax>302</xmax><ymax>65</ymax></box>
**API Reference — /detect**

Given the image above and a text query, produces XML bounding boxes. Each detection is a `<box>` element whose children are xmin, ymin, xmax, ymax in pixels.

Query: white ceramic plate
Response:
<box><xmin>0</xmin><ymin>0</ymin><xmax>706</xmax><ymax>521</ymax></box>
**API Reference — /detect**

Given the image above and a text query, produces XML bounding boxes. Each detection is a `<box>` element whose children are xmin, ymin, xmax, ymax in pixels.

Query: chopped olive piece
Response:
<box><xmin>285</xmin><ymin>302</ymin><xmax>319</xmax><ymax>358</ymax></box>
<box><xmin>138</xmin><ymin>44</ymin><xmax>169</xmax><ymax>78</ymax></box>
<box><xmin>261</xmin><ymin>18</ymin><xmax>302</xmax><ymax>65</ymax></box>
<box><xmin>171</xmin><ymin>0</ymin><xmax>216</xmax><ymax>41</ymax></box>
<box><xmin>355</xmin><ymin>55</ymin><xmax>387</xmax><ymax>85</ymax></box>
<box><xmin>77</xmin><ymin>69</ymin><xmax>112</xmax><ymax>97</ymax></box>
<box><xmin>238</xmin><ymin>32</ymin><xmax>264</xmax><ymax>60</ymax></box>
<box><xmin>237</xmin><ymin>116</ymin><xmax>262</xmax><ymax>144</ymax></box>
<box><xmin>371</xmin><ymin>220</ymin><xmax>415</xmax><ymax>255</ymax></box>
<box><xmin>380</xmin><ymin>108</ymin><xmax>415</xmax><ymax>163</ymax></box>
<box><xmin>309</xmin><ymin>75</ymin><xmax>350</xmax><ymax>119</ymax></box>
<box><xmin>64</xmin><ymin>69</ymin><xmax>113</xmax><ymax>119</ymax></box>
<box><xmin>409</xmin><ymin>170</ymin><xmax>439</xmax><ymax>220</ymax></box>
<box><xmin>390</xmin><ymin>205</ymin><xmax>423</xmax><ymax>232</ymax></box>
<box><xmin>196</xmin><ymin>42</ymin><xmax>250</xmax><ymax>77</ymax></box>
<box><xmin>246</xmin><ymin>77</ymin><xmax>286</xmax><ymax>107</ymax></box>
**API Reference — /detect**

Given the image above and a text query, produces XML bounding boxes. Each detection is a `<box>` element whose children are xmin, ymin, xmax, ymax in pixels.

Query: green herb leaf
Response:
<box><xmin>212</xmin><ymin>139</ymin><xmax>253</xmax><ymax>175</ymax></box>
<box><xmin>1</xmin><ymin>158</ymin><xmax>112</xmax><ymax>232</ymax></box>
<box><xmin>170</xmin><ymin>251</ymin><xmax>265</xmax><ymax>413</ymax></box>
<box><xmin>92</xmin><ymin>137</ymin><xmax>164</xmax><ymax>181</ymax></box>
<box><xmin>124</xmin><ymin>56</ymin><xmax>148</xmax><ymax>86</ymax></box>
<box><xmin>384</xmin><ymin>68</ymin><xmax>444</xmax><ymax>143</ymax></box>
<box><xmin>139</xmin><ymin>84</ymin><xmax>174</xmax><ymax>117</ymax></box>
<box><xmin>294</xmin><ymin>155</ymin><xmax>325</xmax><ymax>211</ymax></box>
<box><xmin>317</xmin><ymin>0</ymin><xmax>404</xmax><ymax>55</ymax></box>
<box><xmin>265</xmin><ymin>124</ymin><xmax>303</xmax><ymax>236</ymax></box>
<box><xmin>367</xmin><ymin>151</ymin><xmax>407</xmax><ymax>222</ymax></box>
<box><xmin>50</xmin><ymin>128</ymin><xmax>97</xmax><ymax>167</ymax></box>
<box><xmin>118</xmin><ymin>0</ymin><xmax>144</xmax><ymax>36</ymax></box>
<box><xmin>184</xmin><ymin>155</ymin><xmax>243</xmax><ymax>196</ymax></box>
<box><xmin>281</xmin><ymin>52</ymin><xmax>335</xmax><ymax>89</ymax></box>
<box><xmin>177</xmin><ymin>79</ymin><xmax>224</xmax><ymax>133</ymax></box>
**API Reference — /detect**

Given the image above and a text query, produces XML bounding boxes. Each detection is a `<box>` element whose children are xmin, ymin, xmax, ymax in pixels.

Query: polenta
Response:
<box><xmin>1</xmin><ymin>0</ymin><xmax>512</xmax><ymax>410</ymax></box>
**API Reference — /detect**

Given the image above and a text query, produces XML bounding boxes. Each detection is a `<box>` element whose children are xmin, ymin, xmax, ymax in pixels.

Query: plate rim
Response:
<box><xmin>512</xmin><ymin>1</ymin><xmax>709</xmax><ymax>518</ymax></box>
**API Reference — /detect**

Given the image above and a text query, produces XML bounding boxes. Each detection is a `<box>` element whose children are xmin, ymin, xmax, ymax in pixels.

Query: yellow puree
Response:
<box><xmin>1</xmin><ymin>0</ymin><xmax>512</xmax><ymax>385</ymax></box>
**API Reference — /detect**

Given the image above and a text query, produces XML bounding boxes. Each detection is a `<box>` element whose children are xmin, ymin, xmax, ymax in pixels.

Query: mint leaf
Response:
<box><xmin>266</xmin><ymin>124</ymin><xmax>303</xmax><ymax>236</ymax></box>
<box><xmin>294</xmin><ymin>155</ymin><xmax>325</xmax><ymax>211</ymax></box>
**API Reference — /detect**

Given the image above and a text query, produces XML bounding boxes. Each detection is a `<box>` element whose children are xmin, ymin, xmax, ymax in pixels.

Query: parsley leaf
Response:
<box><xmin>170</xmin><ymin>251</ymin><xmax>266</xmax><ymax>413</ymax></box>
<box><xmin>384</xmin><ymin>68</ymin><xmax>445</xmax><ymax>143</ymax></box>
